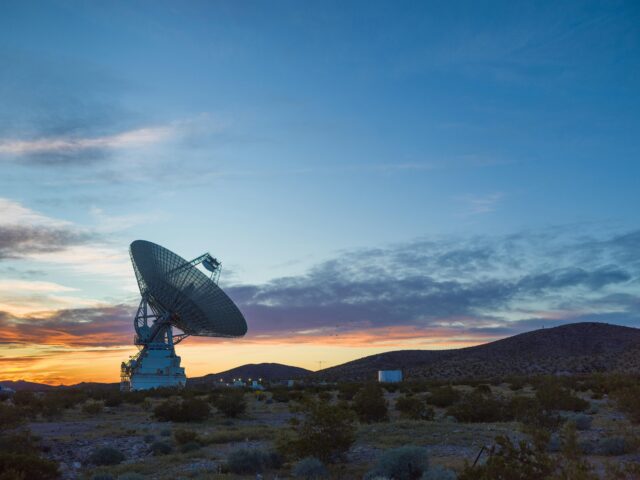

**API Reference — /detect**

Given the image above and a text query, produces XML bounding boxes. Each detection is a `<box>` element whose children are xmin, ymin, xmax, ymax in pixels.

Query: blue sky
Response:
<box><xmin>0</xmin><ymin>1</ymin><xmax>639</xmax><ymax>383</ymax></box>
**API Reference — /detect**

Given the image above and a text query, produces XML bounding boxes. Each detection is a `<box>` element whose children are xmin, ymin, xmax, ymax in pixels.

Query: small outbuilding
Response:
<box><xmin>250</xmin><ymin>380</ymin><xmax>265</xmax><ymax>390</ymax></box>
<box><xmin>378</xmin><ymin>370</ymin><xmax>403</xmax><ymax>383</ymax></box>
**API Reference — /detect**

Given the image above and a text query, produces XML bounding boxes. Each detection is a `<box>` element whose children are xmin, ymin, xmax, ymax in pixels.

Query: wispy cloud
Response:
<box><xmin>0</xmin><ymin>125</ymin><xmax>173</xmax><ymax>157</ymax></box>
<box><xmin>0</xmin><ymin>279</ymin><xmax>96</xmax><ymax>316</ymax></box>
<box><xmin>0</xmin><ymin>198</ymin><xmax>131</xmax><ymax>279</ymax></box>
<box><xmin>0</xmin><ymin>198</ymin><xmax>93</xmax><ymax>259</ymax></box>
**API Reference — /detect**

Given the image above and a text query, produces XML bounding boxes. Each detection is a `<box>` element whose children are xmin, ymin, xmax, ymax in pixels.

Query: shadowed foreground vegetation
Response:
<box><xmin>1</xmin><ymin>373</ymin><xmax>640</xmax><ymax>479</ymax></box>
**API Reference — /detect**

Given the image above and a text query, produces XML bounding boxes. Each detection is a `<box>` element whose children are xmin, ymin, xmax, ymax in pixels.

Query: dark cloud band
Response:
<box><xmin>0</xmin><ymin>224</ymin><xmax>94</xmax><ymax>259</ymax></box>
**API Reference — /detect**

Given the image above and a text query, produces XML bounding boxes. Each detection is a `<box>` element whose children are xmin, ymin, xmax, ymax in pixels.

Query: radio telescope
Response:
<box><xmin>120</xmin><ymin>240</ymin><xmax>247</xmax><ymax>391</ymax></box>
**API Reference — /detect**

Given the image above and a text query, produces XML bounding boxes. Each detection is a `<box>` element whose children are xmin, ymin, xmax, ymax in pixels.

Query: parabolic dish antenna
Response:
<box><xmin>120</xmin><ymin>240</ymin><xmax>247</xmax><ymax>391</ymax></box>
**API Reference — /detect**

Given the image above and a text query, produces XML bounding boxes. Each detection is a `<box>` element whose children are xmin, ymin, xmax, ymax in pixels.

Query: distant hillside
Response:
<box><xmin>0</xmin><ymin>380</ymin><xmax>57</xmax><ymax>391</ymax></box>
<box><xmin>190</xmin><ymin>362</ymin><xmax>311</xmax><ymax>384</ymax></box>
<box><xmin>315</xmin><ymin>322</ymin><xmax>640</xmax><ymax>381</ymax></box>
<box><xmin>61</xmin><ymin>382</ymin><xmax>119</xmax><ymax>390</ymax></box>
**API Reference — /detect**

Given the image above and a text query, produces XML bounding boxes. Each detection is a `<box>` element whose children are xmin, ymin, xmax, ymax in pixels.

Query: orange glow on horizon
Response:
<box><xmin>1</xmin><ymin>305</ymin><xmax>512</xmax><ymax>385</ymax></box>
<box><xmin>0</xmin><ymin>324</ymin><xmax>505</xmax><ymax>385</ymax></box>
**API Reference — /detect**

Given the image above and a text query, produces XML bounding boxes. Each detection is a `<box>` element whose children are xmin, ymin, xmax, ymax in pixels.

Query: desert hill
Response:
<box><xmin>0</xmin><ymin>380</ymin><xmax>57</xmax><ymax>391</ymax></box>
<box><xmin>315</xmin><ymin>322</ymin><xmax>640</xmax><ymax>381</ymax></box>
<box><xmin>189</xmin><ymin>362</ymin><xmax>311</xmax><ymax>385</ymax></box>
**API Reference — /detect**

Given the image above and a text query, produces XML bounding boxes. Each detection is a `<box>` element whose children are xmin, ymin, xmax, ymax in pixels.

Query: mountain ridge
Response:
<box><xmin>314</xmin><ymin>322</ymin><xmax>640</xmax><ymax>381</ymax></box>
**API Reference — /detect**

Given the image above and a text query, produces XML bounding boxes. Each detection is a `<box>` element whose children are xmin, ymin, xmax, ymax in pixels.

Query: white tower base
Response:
<box><xmin>121</xmin><ymin>346</ymin><xmax>186</xmax><ymax>391</ymax></box>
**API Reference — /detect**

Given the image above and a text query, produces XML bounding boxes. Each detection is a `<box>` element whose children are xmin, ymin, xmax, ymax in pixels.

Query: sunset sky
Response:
<box><xmin>1</xmin><ymin>1</ymin><xmax>639</xmax><ymax>385</ymax></box>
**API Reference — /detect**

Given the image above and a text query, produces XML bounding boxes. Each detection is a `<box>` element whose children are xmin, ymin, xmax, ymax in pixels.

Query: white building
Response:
<box><xmin>378</xmin><ymin>370</ymin><xmax>403</xmax><ymax>383</ymax></box>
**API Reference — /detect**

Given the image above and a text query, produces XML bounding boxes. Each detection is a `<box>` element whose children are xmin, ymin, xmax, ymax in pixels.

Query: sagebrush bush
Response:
<box><xmin>426</xmin><ymin>386</ymin><xmax>460</xmax><ymax>408</ymax></box>
<box><xmin>613</xmin><ymin>386</ymin><xmax>640</xmax><ymax>423</ymax></box>
<box><xmin>173</xmin><ymin>429</ymin><xmax>199</xmax><ymax>445</ymax></box>
<box><xmin>150</xmin><ymin>441</ymin><xmax>172</xmax><ymax>456</ymax></box>
<box><xmin>535</xmin><ymin>379</ymin><xmax>588</xmax><ymax>412</ymax></box>
<box><xmin>0</xmin><ymin>452</ymin><xmax>59</xmax><ymax>479</ymax></box>
<box><xmin>270</xmin><ymin>389</ymin><xmax>291</xmax><ymax>403</ymax></box>
<box><xmin>104</xmin><ymin>394</ymin><xmax>123</xmax><ymax>408</ymax></box>
<box><xmin>227</xmin><ymin>448</ymin><xmax>279</xmax><ymax>474</ymax></box>
<box><xmin>475</xmin><ymin>384</ymin><xmax>492</xmax><ymax>395</ymax></box>
<box><xmin>559</xmin><ymin>422</ymin><xmax>598</xmax><ymax>478</ymax></box>
<box><xmin>365</xmin><ymin>445</ymin><xmax>429</xmax><ymax>480</ymax></box>
<box><xmin>458</xmin><ymin>436</ymin><xmax>554</xmax><ymax>480</ymax></box>
<box><xmin>292</xmin><ymin>456</ymin><xmax>329</xmax><ymax>479</ymax></box>
<box><xmin>212</xmin><ymin>389</ymin><xmax>246</xmax><ymax>417</ymax></box>
<box><xmin>0</xmin><ymin>428</ymin><xmax>62</xmax><ymax>479</ymax></box>
<box><xmin>180</xmin><ymin>441</ymin><xmax>201</xmax><ymax>453</ymax></box>
<box><xmin>508</xmin><ymin>396</ymin><xmax>561</xmax><ymax>430</ymax></box>
<box><xmin>12</xmin><ymin>391</ymin><xmax>40</xmax><ymax>409</ymax></box>
<box><xmin>353</xmin><ymin>383</ymin><xmax>388</xmax><ymax>423</ymax></box>
<box><xmin>395</xmin><ymin>395</ymin><xmax>435</xmax><ymax>420</ymax></box>
<box><xmin>0</xmin><ymin>404</ymin><xmax>26</xmax><ymax>429</ymax></box>
<box><xmin>508</xmin><ymin>396</ymin><xmax>538</xmax><ymax>420</ymax></box>
<box><xmin>0</xmin><ymin>430</ymin><xmax>39</xmax><ymax>455</ymax></box>
<box><xmin>153</xmin><ymin>398</ymin><xmax>210</xmax><ymax>422</ymax></box>
<box><xmin>337</xmin><ymin>383</ymin><xmax>361</xmax><ymax>401</ymax></box>
<box><xmin>281</xmin><ymin>400</ymin><xmax>356</xmax><ymax>462</ymax></box>
<box><xmin>82</xmin><ymin>400</ymin><xmax>104</xmax><ymax>415</ymax></box>
<box><xmin>89</xmin><ymin>447</ymin><xmax>125</xmax><ymax>466</ymax></box>
<box><xmin>446</xmin><ymin>393</ymin><xmax>509</xmax><ymax>423</ymax></box>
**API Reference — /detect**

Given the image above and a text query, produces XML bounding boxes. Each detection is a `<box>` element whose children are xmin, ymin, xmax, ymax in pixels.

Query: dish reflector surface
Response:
<box><xmin>130</xmin><ymin>240</ymin><xmax>247</xmax><ymax>337</ymax></box>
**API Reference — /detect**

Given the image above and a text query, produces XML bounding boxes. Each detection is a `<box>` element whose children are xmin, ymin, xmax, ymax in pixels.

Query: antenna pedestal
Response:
<box><xmin>120</xmin><ymin>346</ymin><xmax>186</xmax><ymax>391</ymax></box>
<box><xmin>120</xmin><ymin>296</ymin><xmax>186</xmax><ymax>391</ymax></box>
